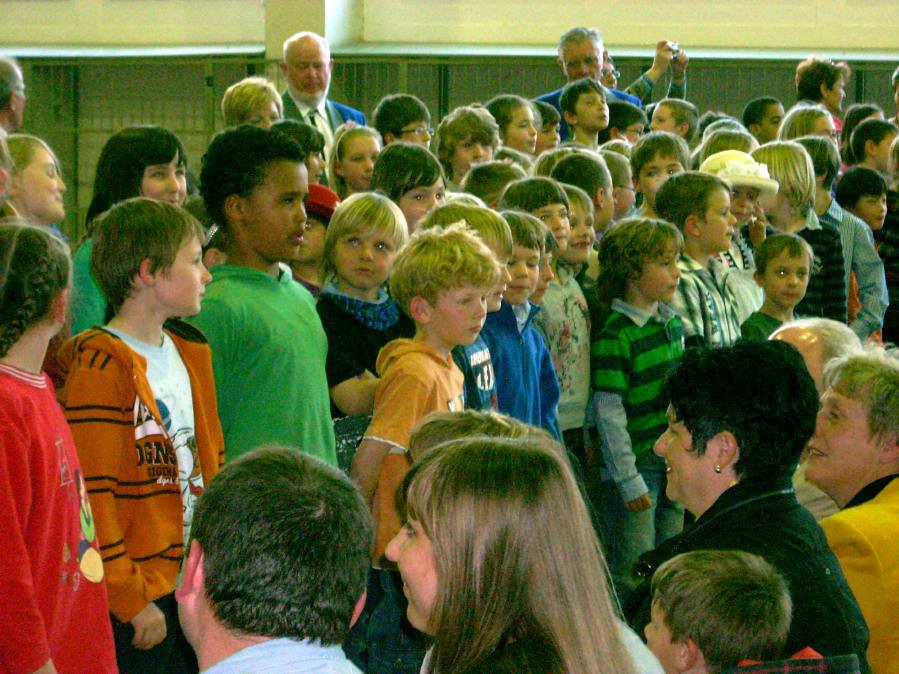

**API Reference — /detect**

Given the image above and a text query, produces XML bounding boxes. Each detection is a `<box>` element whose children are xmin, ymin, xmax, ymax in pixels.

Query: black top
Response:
<box><xmin>316</xmin><ymin>293</ymin><xmax>415</xmax><ymax>417</ymax></box>
<box><xmin>625</xmin><ymin>475</ymin><xmax>871</xmax><ymax>673</ymax></box>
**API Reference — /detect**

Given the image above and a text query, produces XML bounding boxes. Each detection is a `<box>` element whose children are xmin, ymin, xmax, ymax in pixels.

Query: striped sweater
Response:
<box><xmin>795</xmin><ymin>213</ymin><xmax>848</xmax><ymax>323</ymax></box>
<box><xmin>58</xmin><ymin>321</ymin><xmax>224</xmax><ymax>621</ymax></box>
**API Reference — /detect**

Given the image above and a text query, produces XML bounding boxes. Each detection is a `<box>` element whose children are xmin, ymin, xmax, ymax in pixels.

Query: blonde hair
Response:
<box><xmin>600</xmin><ymin>138</ymin><xmax>632</xmax><ymax>157</ymax></box>
<box><xmin>532</xmin><ymin>145</ymin><xmax>580</xmax><ymax>177</ymax></box>
<box><xmin>7</xmin><ymin>134</ymin><xmax>60</xmax><ymax>179</ymax></box>
<box><xmin>322</xmin><ymin>192</ymin><xmax>409</xmax><ymax>285</ymax></box>
<box><xmin>328</xmin><ymin>124</ymin><xmax>381</xmax><ymax>199</ymax></box>
<box><xmin>402</xmin><ymin>436</ymin><xmax>633</xmax><ymax>674</ymax></box>
<box><xmin>697</xmin><ymin>129</ymin><xmax>759</xmax><ymax>167</ymax></box>
<box><xmin>777</xmin><ymin>104</ymin><xmax>831</xmax><ymax>141</ymax></box>
<box><xmin>823</xmin><ymin>347</ymin><xmax>899</xmax><ymax>442</ymax></box>
<box><xmin>419</xmin><ymin>203</ymin><xmax>513</xmax><ymax>260</ymax></box>
<box><xmin>389</xmin><ymin>222</ymin><xmax>500</xmax><ymax>315</ymax></box>
<box><xmin>752</xmin><ymin>141</ymin><xmax>815</xmax><ymax>216</ymax></box>
<box><xmin>407</xmin><ymin>409</ymin><xmax>553</xmax><ymax>460</ymax></box>
<box><xmin>221</xmin><ymin>76</ymin><xmax>283</xmax><ymax>127</ymax></box>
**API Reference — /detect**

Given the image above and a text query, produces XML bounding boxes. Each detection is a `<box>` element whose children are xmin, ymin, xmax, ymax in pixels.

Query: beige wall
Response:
<box><xmin>2</xmin><ymin>0</ymin><xmax>897</xmax><ymax>53</ymax></box>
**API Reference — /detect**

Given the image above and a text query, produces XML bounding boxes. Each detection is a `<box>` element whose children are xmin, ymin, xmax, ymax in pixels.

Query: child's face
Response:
<box><xmin>693</xmin><ymin>188</ymin><xmax>737</xmax><ymax>255</ymax></box>
<box><xmin>484</xmin><ymin>241</ymin><xmax>512</xmax><ymax>312</ymax></box>
<box><xmin>754</xmin><ymin>102</ymin><xmax>785</xmax><ymax>144</ymax></box>
<box><xmin>616</xmin><ymin>121</ymin><xmax>645</xmax><ymax>146</ymax></box>
<box><xmin>331</xmin><ymin>228</ymin><xmax>398</xmax><ymax>302</ymax></box>
<box><xmin>234</xmin><ymin>160</ymin><xmax>309</xmax><ymax>271</ymax></box>
<box><xmin>645</xmin><ymin>602</ymin><xmax>686</xmax><ymax>674</ymax></box>
<box><xmin>533</xmin><ymin>202</ymin><xmax>571</xmax><ymax>252</ymax></box>
<box><xmin>423</xmin><ymin>283</ymin><xmax>490</xmax><ymax>353</ymax></box>
<box><xmin>295</xmin><ymin>216</ymin><xmax>327</xmax><ymax>265</ymax></box>
<box><xmin>384</xmin><ymin>519</ymin><xmax>437</xmax><ymax>635</ymax></box>
<box><xmin>595</xmin><ymin>186</ymin><xmax>614</xmax><ymax>234</ymax></box>
<box><xmin>636</xmin><ymin>154</ymin><xmax>684</xmax><ymax>210</ymax></box>
<box><xmin>561</xmin><ymin>201</ymin><xmax>595</xmax><ymax>265</ymax></box>
<box><xmin>450</xmin><ymin>135</ymin><xmax>494</xmax><ymax>183</ymax></box>
<box><xmin>153</xmin><ymin>235</ymin><xmax>211</xmax><ymax>318</ymax></box>
<box><xmin>729</xmin><ymin>185</ymin><xmax>762</xmax><ymax>226</ymax></box>
<box><xmin>572</xmin><ymin>91</ymin><xmax>609</xmax><ymax>134</ymax></box>
<box><xmin>868</xmin><ymin>131</ymin><xmax>897</xmax><ymax>173</ymax></box>
<box><xmin>335</xmin><ymin>135</ymin><xmax>380</xmax><ymax>194</ymax></box>
<box><xmin>504</xmin><ymin>245</ymin><xmax>540</xmax><ymax>306</ymax></box>
<box><xmin>398</xmin><ymin>177</ymin><xmax>446</xmax><ymax>232</ymax></box>
<box><xmin>530</xmin><ymin>251</ymin><xmax>555</xmax><ymax>304</ymax></box>
<box><xmin>849</xmin><ymin>193</ymin><xmax>888</xmax><ymax>230</ymax></box>
<box><xmin>535</xmin><ymin>123</ymin><xmax>561</xmax><ymax>156</ymax></box>
<box><xmin>140</xmin><ymin>157</ymin><xmax>187</xmax><ymax>208</ymax></box>
<box><xmin>306</xmin><ymin>151</ymin><xmax>325</xmax><ymax>185</ymax></box>
<box><xmin>503</xmin><ymin>105</ymin><xmax>538</xmax><ymax>155</ymax></box>
<box><xmin>627</xmin><ymin>246</ymin><xmax>681</xmax><ymax>309</ymax></box>
<box><xmin>613</xmin><ymin>180</ymin><xmax>636</xmax><ymax>220</ymax></box>
<box><xmin>755</xmin><ymin>249</ymin><xmax>810</xmax><ymax>313</ymax></box>
<box><xmin>650</xmin><ymin>105</ymin><xmax>682</xmax><ymax>136</ymax></box>
<box><xmin>396</xmin><ymin>120</ymin><xmax>433</xmax><ymax>148</ymax></box>
<box><xmin>811</xmin><ymin>114</ymin><xmax>838</xmax><ymax>145</ymax></box>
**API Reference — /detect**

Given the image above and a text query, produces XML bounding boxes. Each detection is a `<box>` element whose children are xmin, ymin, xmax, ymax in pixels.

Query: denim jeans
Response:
<box><xmin>600</xmin><ymin>465</ymin><xmax>683</xmax><ymax>605</ymax></box>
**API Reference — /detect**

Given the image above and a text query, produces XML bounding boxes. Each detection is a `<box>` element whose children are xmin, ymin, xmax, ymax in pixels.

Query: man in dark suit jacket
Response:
<box><xmin>280</xmin><ymin>31</ymin><xmax>366</xmax><ymax>164</ymax></box>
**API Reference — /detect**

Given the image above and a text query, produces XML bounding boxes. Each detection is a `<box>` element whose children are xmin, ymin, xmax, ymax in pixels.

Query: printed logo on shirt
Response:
<box><xmin>447</xmin><ymin>392</ymin><xmax>464</xmax><ymax>412</ymax></box>
<box><xmin>133</xmin><ymin>398</ymin><xmax>178</xmax><ymax>482</ymax></box>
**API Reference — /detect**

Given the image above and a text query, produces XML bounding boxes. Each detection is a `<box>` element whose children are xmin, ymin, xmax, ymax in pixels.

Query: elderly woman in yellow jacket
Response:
<box><xmin>807</xmin><ymin>348</ymin><xmax>899</xmax><ymax>674</ymax></box>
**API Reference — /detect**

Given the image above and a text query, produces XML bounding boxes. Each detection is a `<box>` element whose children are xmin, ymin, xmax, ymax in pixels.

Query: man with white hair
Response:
<box><xmin>280</xmin><ymin>31</ymin><xmax>366</xmax><ymax>162</ymax></box>
<box><xmin>0</xmin><ymin>56</ymin><xmax>25</xmax><ymax>137</ymax></box>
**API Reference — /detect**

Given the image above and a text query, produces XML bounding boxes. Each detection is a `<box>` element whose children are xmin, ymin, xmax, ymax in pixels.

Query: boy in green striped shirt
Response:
<box><xmin>592</xmin><ymin>217</ymin><xmax>686</xmax><ymax>601</ymax></box>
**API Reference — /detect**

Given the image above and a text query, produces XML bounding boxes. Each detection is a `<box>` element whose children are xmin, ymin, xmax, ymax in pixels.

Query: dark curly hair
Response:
<box><xmin>0</xmin><ymin>221</ymin><xmax>70</xmax><ymax>357</ymax></box>
<box><xmin>200</xmin><ymin>124</ymin><xmax>305</xmax><ymax>229</ymax></box>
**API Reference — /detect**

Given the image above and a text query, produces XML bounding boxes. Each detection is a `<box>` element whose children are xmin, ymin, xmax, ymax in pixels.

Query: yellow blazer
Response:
<box><xmin>822</xmin><ymin>477</ymin><xmax>899</xmax><ymax>674</ymax></box>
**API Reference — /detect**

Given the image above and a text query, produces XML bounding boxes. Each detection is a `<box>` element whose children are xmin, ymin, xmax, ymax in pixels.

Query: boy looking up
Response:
<box><xmin>60</xmin><ymin>198</ymin><xmax>224</xmax><ymax>671</ymax></box>
<box><xmin>191</xmin><ymin>125</ymin><xmax>337</xmax><ymax>464</ymax></box>
<box><xmin>352</xmin><ymin>222</ymin><xmax>500</xmax><ymax>563</ymax></box>
<box><xmin>592</xmin><ymin>217</ymin><xmax>685</xmax><ymax>601</ymax></box>
<box><xmin>741</xmin><ymin>233</ymin><xmax>814</xmax><ymax>340</ymax></box>
<box><xmin>631</xmin><ymin>131</ymin><xmax>690</xmax><ymax>219</ymax></box>
<box><xmin>656</xmin><ymin>171</ymin><xmax>742</xmax><ymax>347</ymax></box>
<box><xmin>559</xmin><ymin>77</ymin><xmax>609</xmax><ymax>150</ymax></box>
<box><xmin>481</xmin><ymin>210</ymin><xmax>561</xmax><ymax>439</ymax></box>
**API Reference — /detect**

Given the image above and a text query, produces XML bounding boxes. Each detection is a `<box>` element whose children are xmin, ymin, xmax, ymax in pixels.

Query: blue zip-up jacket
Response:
<box><xmin>480</xmin><ymin>301</ymin><xmax>561</xmax><ymax>440</ymax></box>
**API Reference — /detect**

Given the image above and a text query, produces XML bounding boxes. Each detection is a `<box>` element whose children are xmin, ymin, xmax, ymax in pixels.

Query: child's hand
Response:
<box><xmin>130</xmin><ymin>601</ymin><xmax>167</xmax><ymax>650</ymax></box>
<box><xmin>623</xmin><ymin>493</ymin><xmax>653</xmax><ymax>512</ymax></box>
<box><xmin>749</xmin><ymin>205</ymin><xmax>768</xmax><ymax>250</ymax></box>
<box><xmin>671</xmin><ymin>49</ymin><xmax>689</xmax><ymax>81</ymax></box>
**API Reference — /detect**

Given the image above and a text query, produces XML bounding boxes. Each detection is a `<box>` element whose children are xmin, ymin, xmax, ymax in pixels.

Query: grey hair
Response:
<box><xmin>823</xmin><ymin>347</ymin><xmax>899</xmax><ymax>441</ymax></box>
<box><xmin>774</xmin><ymin>317</ymin><xmax>862</xmax><ymax>364</ymax></box>
<box><xmin>0</xmin><ymin>57</ymin><xmax>23</xmax><ymax>109</ymax></box>
<box><xmin>557</xmin><ymin>27</ymin><xmax>603</xmax><ymax>57</ymax></box>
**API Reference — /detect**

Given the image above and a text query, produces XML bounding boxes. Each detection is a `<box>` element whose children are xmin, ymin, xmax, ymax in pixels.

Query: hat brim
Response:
<box><xmin>719</xmin><ymin>175</ymin><xmax>779</xmax><ymax>200</ymax></box>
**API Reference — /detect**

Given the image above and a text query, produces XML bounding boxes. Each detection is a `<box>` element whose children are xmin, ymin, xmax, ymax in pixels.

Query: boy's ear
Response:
<box><xmin>683</xmin><ymin>212</ymin><xmax>702</xmax><ymax>238</ymax></box>
<box><xmin>681</xmin><ymin>637</ymin><xmax>704</xmax><ymax>672</ymax></box>
<box><xmin>175</xmin><ymin>540</ymin><xmax>206</xmax><ymax>607</ymax></box>
<box><xmin>864</xmin><ymin>138</ymin><xmax>877</xmax><ymax>159</ymax></box>
<box><xmin>223</xmin><ymin>193</ymin><xmax>245</xmax><ymax>226</ymax></box>
<box><xmin>562</xmin><ymin>110</ymin><xmax>577</xmax><ymax>128</ymax></box>
<box><xmin>609</xmin><ymin>126</ymin><xmax>625</xmax><ymax>141</ymax></box>
<box><xmin>748</xmin><ymin>122</ymin><xmax>761</xmax><ymax>137</ymax></box>
<box><xmin>753</xmin><ymin>271</ymin><xmax>765</xmax><ymax>287</ymax></box>
<box><xmin>383</xmin><ymin>132</ymin><xmax>397</xmax><ymax>145</ymax></box>
<box><xmin>137</xmin><ymin>257</ymin><xmax>157</xmax><ymax>287</ymax></box>
<box><xmin>676</xmin><ymin>121</ymin><xmax>689</xmax><ymax>138</ymax></box>
<box><xmin>408</xmin><ymin>296</ymin><xmax>432</xmax><ymax>324</ymax></box>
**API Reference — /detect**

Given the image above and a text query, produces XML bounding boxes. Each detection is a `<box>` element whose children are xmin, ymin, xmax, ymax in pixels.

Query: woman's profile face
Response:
<box><xmin>385</xmin><ymin>519</ymin><xmax>438</xmax><ymax>634</ymax></box>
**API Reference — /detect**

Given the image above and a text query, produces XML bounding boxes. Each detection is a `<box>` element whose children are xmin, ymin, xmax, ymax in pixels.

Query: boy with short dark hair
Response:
<box><xmin>849</xmin><ymin>118</ymin><xmax>898</xmax><ymax>175</ymax></box>
<box><xmin>460</xmin><ymin>159</ymin><xmax>527</xmax><ymax>207</ymax></box>
<box><xmin>650</xmin><ymin>98</ymin><xmax>699</xmax><ymax>145</ymax></box>
<box><xmin>559</xmin><ymin>77</ymin><xmax>609</xmax><ymax>150</ymax></box>
<box><xmin>190</xmin><ymin>124</ymin><xmax>337</xmax><ymax>465</ymax></box>
<box><xmin>646</xmin><ymin>550</ymin><xmax>792</xmax><ymax>674</ymax></box>
<box><xmin>500</xmin><ymin>175</ymin><xmax>572</xmax><ymax>254</ymax></box>
<box><xmin>551</xmin><ymin>151</ymin><xmax>615</xmax><ymax>235</ymax></box>
<box><xmin>481</xmin><ymin>210</ymin><xmax>561</xmax><ymax>439</ymax></box>
<box><xmin>592</xmin><ymin>217</ymin><xmax>686</xmax><ymax>601</ymax></box>
<box><xmin>631</xmin><ymin>131</ymin><xmax>690</xmax><ymax>218</ymax></box>
<box><xmin>372</xmin><ymin>93</ymin><xmax>432</xmax><ymax>147</ymax></box>
<box><xmin>741</xmin><ymin>233</ymin><xmax>814</xmax><ymax>340</ymax></box>
<box><xmin>836</xmin><ymin>166</ymin><xmax>889</xmax><ymax>231</ymax></box>
<box><xmin>61</xmin><ymin>197</ymin><xmax>224</xmax><ymax>671</ymax></box>
<box><xmin>600</xmin><ymin>100</ymin><xmax>648</xmax><ymax>145</ymax></box>
<box><xmin>534</xmin><ymin>99</ymin><xmax>562</xmax><ymax>155</ymax></box>
<box><xmin>742</xmin><ymin>96</ymin><xmax>785</xmax><ymax>144</ymax></box>
<box><xmin>656</xmin><ymin>171</ymin><xmax>742</xmax><ymax>347</ymax></box>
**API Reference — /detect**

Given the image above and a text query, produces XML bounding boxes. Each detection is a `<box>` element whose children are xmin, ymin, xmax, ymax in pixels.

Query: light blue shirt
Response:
<box><xmin>203</xmin><ymin>638</ymin><xmax>361</xmax><ymax>674</ymax></box>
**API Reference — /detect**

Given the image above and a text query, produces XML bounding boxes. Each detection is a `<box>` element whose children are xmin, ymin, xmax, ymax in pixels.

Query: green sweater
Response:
<box><xmin>189</xmin><ymin>264</ymin><xmax>336</xmax><ymax>465</ymax></box>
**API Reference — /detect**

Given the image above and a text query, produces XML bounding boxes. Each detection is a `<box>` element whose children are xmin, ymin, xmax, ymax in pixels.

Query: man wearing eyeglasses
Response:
<box><xmin>280</xmin><ymin>31</ymin><xmax>366</xmax><ymax>164</ymax></box>
<box><xmin>536</xmin><ymin>27</ymin><xmax>689</xmax><ymax>141</ymax></box>
<box><xmin>0</xmin><ymin>57</ymin><xmax>25</xmax><ymax>138</ymax></box>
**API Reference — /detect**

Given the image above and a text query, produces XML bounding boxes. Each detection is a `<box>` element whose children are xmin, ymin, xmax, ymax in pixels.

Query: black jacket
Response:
<box><xmin>624</xmin><ymin>475</ymin><xmax>871</xmax><ymax>673</ymax></box>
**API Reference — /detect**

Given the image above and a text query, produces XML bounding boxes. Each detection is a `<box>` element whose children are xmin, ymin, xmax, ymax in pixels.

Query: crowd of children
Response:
<box><xmin>2</xmin><ymin>41</ymin><xmax>899</xmax><ymax>674</ymax></box>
